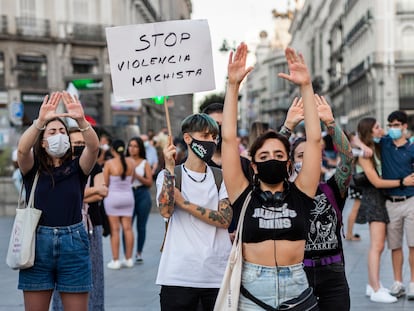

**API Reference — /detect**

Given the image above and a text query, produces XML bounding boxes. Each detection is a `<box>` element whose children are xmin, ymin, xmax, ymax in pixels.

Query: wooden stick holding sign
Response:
<box><xmin>163</xmin><ymin>97</ymin><xmax>172</xmax><ymax>138</ymax></box>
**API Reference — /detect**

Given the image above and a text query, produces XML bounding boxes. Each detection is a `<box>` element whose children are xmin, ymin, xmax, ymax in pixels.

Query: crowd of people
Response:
<box><xmin>11</xmin><ymin>43</ymin><xmax>414</xmax><ymax>311</ymax></box>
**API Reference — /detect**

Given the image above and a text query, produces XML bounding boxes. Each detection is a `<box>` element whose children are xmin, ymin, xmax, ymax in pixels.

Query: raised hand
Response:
<box><xmin>37</xmin><ymin>92</ymin><xmax>63</xmax><ymax>124</ymax></box>
<box><xmin>61</xmin><ymin>91</ymin><xmax>85</xmax><ymax>122</ymax></box>
<box><xmin>227</xmin><ymin>42</ymin><xmax>254</xmax><ymax>86</ymax></box>
<box><xmin>315</xmin><ymin>94</ymin><xmax>334</xmax><ymax>125</ymax></box>
<box><xmin>278</xmin><ymin>47</ymin><xmax>311</xmax><ymax>86</ymax></box>
<box><xmin>285</xmin><ymin>97</ymin><xmax>304</xmax><ymax>130</ymax></box>
<box><xmin>163</xmin><ymin>138</ymin><xmax>176</xmax><ymax>172</ymax></box>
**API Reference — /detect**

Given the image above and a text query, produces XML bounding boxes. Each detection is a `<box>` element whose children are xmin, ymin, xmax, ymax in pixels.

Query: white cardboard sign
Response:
<box><xmin>106</xmin><ymin>19</ymin><xmax>215</xmax><ymax>101</ymax></box>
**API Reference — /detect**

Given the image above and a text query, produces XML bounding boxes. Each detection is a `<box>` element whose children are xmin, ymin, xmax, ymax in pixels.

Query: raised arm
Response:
<box><xmin>316</xmin><ymin>95</ymin><xmax>353</xmax><ymax>196</ymax></box>
<box><xmin>278</xmin><ymin>48</ymin><xmax>321</xmax><ymax>198</ymax></box>
<box><xmin>157</xmin><ymin>137</ymin><xmax>176</xmax><ymax>218</ymax></box>
<box><xmin>61</xmin><ymin>91</ymin><xmax>99</xmax><ymax>175</ymax></box>
<box><xmin>17</xmin><ymin>92</ymin><xmax>62</xmax><ymax>174</ymax></box>
<box><xmin>280</xmin><ymin>97</ymin><xmax>304</xmax><ymax>139</ymax></box>
<box><xmin>222</xmin><ymin>42</ymin><xmax>254</xmax><ymax>203</ymax></box>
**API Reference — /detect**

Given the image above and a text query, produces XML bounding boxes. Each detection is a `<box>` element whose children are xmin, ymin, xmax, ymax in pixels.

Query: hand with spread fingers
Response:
<box><xmin>61</xmin><ymin>91</ymin><xmax>86</xmax><ymax>122</ymax></box>
<box><xmin>315</xmin><ymin>94</ymin><xmax>335</xmax><ymax>126</ymax></box>
<box><xmin>285</xmin><ymin>97</ymin><xmax>304</xmax><ymax>130</ymax></box>
<box><xmin>227</xmin><ymin>42</ymin><xmax>254</xmax><ymax>86</ymax></box>
<box><xmin>37</xmin><ymin>92</ymin><xmax>63</xmax><ymax>126</ymax></box>
<box><xmin>278</xmin><ymin>47</ymin><xmax>311</xmax><ymax>86</ymax></box>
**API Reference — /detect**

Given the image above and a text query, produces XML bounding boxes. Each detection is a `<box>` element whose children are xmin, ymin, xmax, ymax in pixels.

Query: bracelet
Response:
<box><xmin>279</xmin><ymin>125</ymin><xmax>292</xmax><ymax>138</ymax></box>
<box><xmin>326</xmin><ymin>120</ymin><xmax>336</xmax><ymax>127</ymax></box>
<box><xmin>33</xmin><ymin>119</ymin><xmax>46</xmax><ymax>131</ymax></box>
<box><xmin>164</xmin><ymin>169</ymin><xmax>174</xmax><ymax>178</ymax></box>
<box><xmin>79</xmin><ymin>123</ymin><xmax>91</xmax><ymax>132</ymax></box>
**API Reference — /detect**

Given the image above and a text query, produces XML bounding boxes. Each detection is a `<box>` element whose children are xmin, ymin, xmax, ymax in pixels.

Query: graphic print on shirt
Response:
<box><xmin>305</xmin><ymin>193</ymin><xmax>338</xmax><ymax>251</ymax></box>
<box><xmin>252</xmin><ymin>203</ymin><xmax>297</xmax><ymax>229</ymax></box>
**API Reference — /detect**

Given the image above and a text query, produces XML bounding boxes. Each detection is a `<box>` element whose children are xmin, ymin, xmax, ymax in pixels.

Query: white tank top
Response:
<box><xmin>132</xmin><ymin>159</ymin><xmax>146</xmax><ymax>187</ymax></box>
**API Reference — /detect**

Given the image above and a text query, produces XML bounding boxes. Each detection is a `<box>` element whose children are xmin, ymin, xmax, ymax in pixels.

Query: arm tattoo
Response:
<box><xmin>328</xmin><ymin>123</ymin><xmax>353</xmax><ymax>195</ymax></box>
<box><xmin>207</xmin><ymin>198</ymin><xmax>232</xmax><ymax>225</ymax></box>
<box><xmin>158</xmin><ymin>173</ymin><xmax>175</xmax><ymax>215</ymax></box>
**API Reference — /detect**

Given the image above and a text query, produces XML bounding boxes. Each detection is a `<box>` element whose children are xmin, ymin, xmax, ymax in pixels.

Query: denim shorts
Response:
<box><xmin>18</xmin><ymin>222</ymin><xmax>92</xmax><ymax>292</ymax></box>
<box><xmin>239</xmin><ymin>261</ymin><xmax>308</xmax><ymax>310</ymax></box>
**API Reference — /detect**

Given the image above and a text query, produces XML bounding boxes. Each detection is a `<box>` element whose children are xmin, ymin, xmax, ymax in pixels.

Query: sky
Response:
<box><xmin>191</xmin><ymin>0</ymin><xmax>290</xmax><ymax>109</ymax></box>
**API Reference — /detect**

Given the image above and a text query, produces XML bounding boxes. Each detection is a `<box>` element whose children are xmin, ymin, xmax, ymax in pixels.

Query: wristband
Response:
<box><xmin>79</xmin><ymin>123</ymin><xmax>91</xmax><ymax>132</ymax></box>
<box><xmin>280</xmin><ymin>125</ymin><xmax>292</xmax><ymax>138</ymax></box>
<box><xmin>400</xmin><ymin>178</ymin><xmax>405</xmax><ymax>189</ymax></box>
<box><xmin>164</xmin><ymin>169</ymin><xmax>174</xmax><ymax>178</ymax></box>
<box><xmin>33</xmin><ymin>119</ymin><xmax>46</xmax><ymax>130</ymax></box>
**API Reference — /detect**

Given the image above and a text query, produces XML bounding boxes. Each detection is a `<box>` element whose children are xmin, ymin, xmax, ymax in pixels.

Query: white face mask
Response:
<box><xmin>45</xmin><ymin>133</ymin><xmax>70</xmax><ymax>158</ymax></box>
<box><xmin>100</xmin><ymin>143</ymin><xmax>110</xmax><ymax>151</ymax></box>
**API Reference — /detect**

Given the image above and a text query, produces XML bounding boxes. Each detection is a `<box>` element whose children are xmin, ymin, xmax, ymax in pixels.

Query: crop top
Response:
<box><xmin>23</xmin><ymin>157</ymin><xmax>88</xmax><ymax>227</ymax></box>
<box><xmin>231</xmin><ymin>183</ymin><xmax>313</xmax><ymax>243</ymax></box>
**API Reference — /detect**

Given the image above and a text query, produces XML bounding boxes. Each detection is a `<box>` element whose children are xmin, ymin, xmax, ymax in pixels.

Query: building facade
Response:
<box><xmin>0</xmin><ymin>0</ymin><xmax>192</xmax><ymax>147</ymax></box>
<box><xmin>245</xmin><ymin>0</ymin><xmax>414</xmax><ymax>134</ymax></box>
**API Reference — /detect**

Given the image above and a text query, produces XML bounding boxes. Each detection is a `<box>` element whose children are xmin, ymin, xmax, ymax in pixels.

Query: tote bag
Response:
<box><xmin>6</xmin><ymin>173</ymin><xmax>42</xmax><ymax>270</ymax></box>
<box><xmin>213</xmin><ymin>191</ymin><xmax>252</xmax><ymax>311</ymax></box>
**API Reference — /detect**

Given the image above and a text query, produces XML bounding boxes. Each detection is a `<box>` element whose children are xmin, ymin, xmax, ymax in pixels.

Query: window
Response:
<box><xmin>16</xmin><ymin>54</ymin><xmax>47</xmax><ymax>89</ymax></box>
<box><xmin>72</xmin><ymin>58</ymin><xmax>98</xmax><ymax>74</ymax></box>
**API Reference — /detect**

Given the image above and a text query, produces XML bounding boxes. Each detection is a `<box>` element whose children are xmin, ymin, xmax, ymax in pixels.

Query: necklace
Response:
<box><xmin>182</xmin><ymin>164</ymin><xmax>207</xmax><ymax>183</ymax></box>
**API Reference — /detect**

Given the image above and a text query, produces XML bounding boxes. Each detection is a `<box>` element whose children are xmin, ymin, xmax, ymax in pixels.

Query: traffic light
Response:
<box><xmin>151</xmin><ymin>96</ymin><xmax>168</xmax><ymax>105</ymax></box>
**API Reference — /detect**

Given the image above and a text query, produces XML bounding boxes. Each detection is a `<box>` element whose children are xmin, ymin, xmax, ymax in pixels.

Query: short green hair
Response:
<box><xmin>181</xmin><ymin>113</ymin><xmax>219</xmax><ymax>138</ymax></box>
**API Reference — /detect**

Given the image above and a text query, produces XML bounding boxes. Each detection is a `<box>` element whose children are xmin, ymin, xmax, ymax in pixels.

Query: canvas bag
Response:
<box><xmin>213</xmin><ymin>191</ymin><xmax>252</xmax><ymax>311</ymax></box>
<box><xmin>6</xmin><ymin>172</ymin><xmax>42</xmax><ymax>270</ymax></box>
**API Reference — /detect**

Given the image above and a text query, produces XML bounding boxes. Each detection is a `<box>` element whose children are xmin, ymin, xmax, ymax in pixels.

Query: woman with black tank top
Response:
<box><xmin>17</xmin><ymin>91</ymin><xmax>100</xmax><ymax>311</ymax></box>
<box><xmin>221</xmin><ymin>43</ymin><xmax>321</xmax><ymax>310</ymax></box>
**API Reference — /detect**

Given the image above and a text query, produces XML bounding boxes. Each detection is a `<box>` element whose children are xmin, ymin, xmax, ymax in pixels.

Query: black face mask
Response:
<box><xmin>255</xmin><ymin>159</ymin><xmax>289</xmax><ymax>185</ymax></box>
<box><xmin>216</xmin><ymin>125</ymin><xmax>222</xmax><ymax>152</ymax></box>
<box><xmin>189</xmin><ymin>136</ymin><xmax>216</xmax><ymax>163</ymax></box>
<box><xmin>73</xmin><ymin>145</ymin><xmax>85</xmax><ymax>158</ymax></box>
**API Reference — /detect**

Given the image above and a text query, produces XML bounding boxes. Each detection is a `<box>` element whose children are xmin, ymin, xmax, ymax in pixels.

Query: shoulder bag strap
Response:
<box><xmin>27</xmin><ymin>172</ymin><xmax>39</xmax><ymax>209</ymax></box>
<box><xmin>234</xmin><ymin>191</ymin><xmax>252</xmax><ymax>245</ymax></box>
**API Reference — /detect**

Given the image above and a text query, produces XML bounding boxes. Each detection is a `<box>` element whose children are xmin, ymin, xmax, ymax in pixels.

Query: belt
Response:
<box><xmin>303</xmin><ymin>254</ymin><xmax>342</xmax><ymax>267</ymax></box>
<box><xmin>385</xmin><ymin>195</ymin><xmax>412</xmax><ymax>202</ymax></box>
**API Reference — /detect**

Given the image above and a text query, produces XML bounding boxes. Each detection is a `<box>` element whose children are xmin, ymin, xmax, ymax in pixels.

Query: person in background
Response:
<box><xmin>356</xmin><ymin>116</ymin><xmax>414</xmax><ymax>303</ymax></box>
<box><xmin>127</xmin><ymin>136</ymin><xmax>153</xmax><ymax>263</ymax></box>
<box><xmin>17</xmin><ymin>91</ymin><xmax>99</xmax><ymax>311</ymax></box>
<box><xmin>377</xmin><ymin>111</ymin><xmax>414</xmax><ymax>300</ymax></box>
<box><xmin>141</xmin><ymin>133</ymin><xmax>159</xmax><ymax>178</ymax></box>
<box><xmin>97</xmin><ymin>133</ymin><xmax>113</xmax><ymax>167</ymax></box>
<box><xmin>103</xmin><ymin>139</ymin><xmax>136</xmax><ymax>269</ymax></box>
<box><xmin>222</xmin><ymin>43</ymin><xmax>321</xmax><ymax>309</ymax></box>
<box><xmin>11</xmin><ymin>149</ymin><xmax>24</xmax><ymax>196</ymax></box>
<box><xmin>52</xmin><ymin>127</ymin><xmax>108</xmax><ymax>311</ymax></box>
<box><xmin>156</xmin><ymin>113</ymin><xmax>232</xmax><ymax>311</ymax></box>
<box><xmin>288</xmin><ymin>94</ymin><xmax>353</xmax><ymax>310</ymax></box>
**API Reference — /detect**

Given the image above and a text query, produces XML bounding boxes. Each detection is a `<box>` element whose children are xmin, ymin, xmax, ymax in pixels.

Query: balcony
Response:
<box><xmin>395</xmin><ymin>50</ymin><xmax>414</xmax><ymax>62</ymax></box>
<box><xmin>71</xmin><ymin>23</ymin><xmax>106</xmax><ymax>42</ymax></box>
<box><xmin>396</xmin><ymin>1</ymin><xmax>414</xmax><ymax>14</ymax></box>
<box><xmin>134</xmin><ymin>0</ymin><xmax>158</xmax><ymax>22</ymax></box>
<box><xmin>15</xmin><ymin>17</ymin><xmax>50</xmax><ymax>37</ymax></box>
<box><xmin>0</xmin><ymin>15</ymin><xmax>7</xmax><ymax>35</ymax></box>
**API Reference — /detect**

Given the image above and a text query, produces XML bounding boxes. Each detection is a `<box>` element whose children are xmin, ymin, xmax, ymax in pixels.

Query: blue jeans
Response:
<box><xmin>132</xmin><ymin>186</ymin><xmax>152</xmax><ymax>253</ymax></box>
<box><xmin>239</xmin><ymin>261</ymin><xmax>308</xmax><ymax>310</ymax></box>
<box><xmin>305</xmin><ymin>262</ymin><xmax>350</xmax><ymax>311</ymax></box>
<box><xmin>19</xmin><ymin>222</ymin><xmax>92</xmax><ymax>292</ymax></box>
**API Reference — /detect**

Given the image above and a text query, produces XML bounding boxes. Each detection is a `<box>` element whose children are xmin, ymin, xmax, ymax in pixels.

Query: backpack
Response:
<box><xmin>160</xmin><ymin>164</ymin><xmax>223</xmax><ymax>251</ymax></box>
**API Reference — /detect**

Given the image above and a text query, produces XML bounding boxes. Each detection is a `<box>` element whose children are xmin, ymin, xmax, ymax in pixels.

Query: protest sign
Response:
<box><xmin>106</xmin><ymin>19</ymin><xmax>215</xmax><ymax>101</ymax></box>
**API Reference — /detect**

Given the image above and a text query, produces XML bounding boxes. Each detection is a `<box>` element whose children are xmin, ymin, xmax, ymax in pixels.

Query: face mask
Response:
<box><xmin>373</xmin><ymin>137</ymin><xmax>381</xmax><ymax>143</ymax></box>
<box><xmin>73</xmin><ymin>145</ymin><xmax>85</xmax><ymax>157</ymax></box>
<box><xmin>143</xmin><ymin>141</ymin><xmax>150</xmax><ymax>148</ymax></box>
<box><xmin>189</xmin><ymin>136</ymin><xmax>216</xmax><ymax>162</ymax></box>
<box><xmin>45</xmin><ymin>133</ymin><xmax>70</xmax><ymax>158</ymax></box>
<box><xmin>294</xmin><ymin>161</ymin><xmax>302</xmax><ymax>173</ymax></box>
<box><xmin>388</xmin><ymin>128</ymin><xmax>402</xmax><ymax>140</ymax></box>
<box><xmin>100</xmin><ymin>144</ymin><xmax>109</xmax><ymax>151</ymax></box>
<box><xmin>255</xmin><ymin>159</ymin><xmax>289</xmax><ymax>184</ymax></box>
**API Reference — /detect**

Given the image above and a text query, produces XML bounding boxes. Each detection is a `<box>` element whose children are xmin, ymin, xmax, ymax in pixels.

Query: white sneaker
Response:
<box><xmin>390</xmin><ymin>281</ymin><xmax>406</xmax><ymax>298</ymax></box>
<box><xmin>107</xmin><ymin>259</ymin><xmax>121</xmax><ymax>270</ymax></box>
<box><xmin>122</xmin><ymin>258</ymin><xmax>134</xmax><ymax>268</ymax></box>
<box><xmin>407</xmin><ymin>282</ymin><xmax>414</xmax><ymax>300</ymax></box>
<box><xmin>366</xmin><ymin>284</ymin><xmax>389</xmax><ymax>297</ymax></box>
<box><xmin>370</xmin><ymin>289</ymin><xmax>398</xmax><ymax>303</ymax></box>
